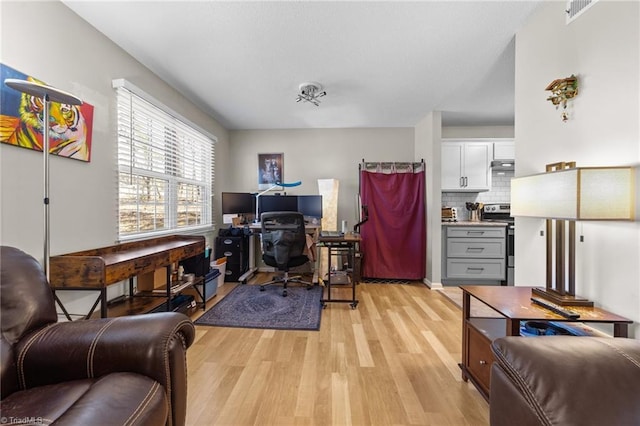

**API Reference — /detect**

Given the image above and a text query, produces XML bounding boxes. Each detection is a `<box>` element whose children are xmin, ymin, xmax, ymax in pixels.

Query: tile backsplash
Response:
<box><xmin>442</xmin><ymin>170</ymin><xmax>513</xmax><ymax>221</ymax></box>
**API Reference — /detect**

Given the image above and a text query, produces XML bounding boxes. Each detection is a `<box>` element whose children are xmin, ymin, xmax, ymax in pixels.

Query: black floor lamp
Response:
<box><xmin>3</xmin><ymin>79</ymin><xmax>82</xmax><ymax>280</ymax></box>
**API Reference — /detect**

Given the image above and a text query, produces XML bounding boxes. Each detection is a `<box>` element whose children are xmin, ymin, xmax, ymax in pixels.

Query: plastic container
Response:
<box><xmin>211</xmin><ymin>257</ymin><xmax>227</xmax><ymax>288</ymax></box>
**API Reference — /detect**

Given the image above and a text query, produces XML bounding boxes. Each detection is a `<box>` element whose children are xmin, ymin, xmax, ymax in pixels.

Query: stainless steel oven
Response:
<box><xmin>482</xmin><ymin>204</ymin><xmax>514</xmax><ymax>285</ymax></box>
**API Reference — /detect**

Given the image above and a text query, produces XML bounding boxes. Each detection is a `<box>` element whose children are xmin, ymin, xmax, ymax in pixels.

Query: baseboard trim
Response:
<box><xmin>423</xmin><ymin>278</ymin><xmax>443</xmax><ymax>289</ymax></box>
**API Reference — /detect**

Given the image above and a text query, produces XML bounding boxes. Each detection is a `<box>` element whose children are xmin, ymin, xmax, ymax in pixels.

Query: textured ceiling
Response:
<box><xmin>63</xmin><ymin>1</ymin><xmax>541</xmax><ymax>130</ymax></box>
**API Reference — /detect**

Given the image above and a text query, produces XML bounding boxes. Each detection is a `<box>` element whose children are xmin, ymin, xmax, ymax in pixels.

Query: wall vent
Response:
<box><xmin>566</xmin><ymin>0</ymin><xmax>599</xmax><ymax>24</ymax></box>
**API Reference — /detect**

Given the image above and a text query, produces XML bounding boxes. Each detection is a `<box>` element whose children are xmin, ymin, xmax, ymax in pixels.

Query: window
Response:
<box><xmin>114</xmin><ymin>80</ymin><xmax>215</xmax><ymax>239</ymax></box>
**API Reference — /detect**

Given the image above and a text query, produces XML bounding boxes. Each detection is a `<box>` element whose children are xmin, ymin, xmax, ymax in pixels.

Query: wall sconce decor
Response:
<box><xmin>512</xmin><ymin>162</ymin><xmax>635</xmax><ymax>306</ymax></box>
<box><xmin>545</xmin><ymin>74</ymin><xmax>578</xmax><ymax>122</ymax></box>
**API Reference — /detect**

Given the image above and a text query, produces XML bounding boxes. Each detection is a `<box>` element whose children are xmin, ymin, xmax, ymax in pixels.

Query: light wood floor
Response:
<box><xmin>186</xmin><ymin>275</ymin><xmax>489</xmax><ymax>425</ymax></box>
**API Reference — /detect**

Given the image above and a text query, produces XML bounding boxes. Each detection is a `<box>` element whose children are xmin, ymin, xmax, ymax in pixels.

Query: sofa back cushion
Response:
<box><xmin>1</xmin><ymin>247</ymin><xmax>57</xmax><ymax>345</ymax></box>
<box><xmin>1</xmin><ymin>246</ymin><xmax>58</xmax><ymax>399</ymax></box>
<box><xmin>1</xmin><ymin>337</ymin><xmax>17</xmax><ymax>398</ymax></box>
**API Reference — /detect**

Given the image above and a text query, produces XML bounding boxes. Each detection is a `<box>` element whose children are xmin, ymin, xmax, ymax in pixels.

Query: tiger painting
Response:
<box><xmin>1</xmin><ymin>69</ymin><xmax>93</xmax><ymax>162</ymax></box>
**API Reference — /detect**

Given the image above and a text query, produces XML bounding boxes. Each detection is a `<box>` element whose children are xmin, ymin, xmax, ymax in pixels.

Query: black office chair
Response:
<box><xmin>260</xmin><ymin>211</ymin><xmax>312</xmax><ymax>296</ymax></box>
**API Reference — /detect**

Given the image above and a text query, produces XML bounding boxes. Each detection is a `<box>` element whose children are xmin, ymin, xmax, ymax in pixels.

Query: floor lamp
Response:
<box><xmin>4</xmin><ymin>79</ymin><xmax>83</xmax><ymax>280</ymax></box>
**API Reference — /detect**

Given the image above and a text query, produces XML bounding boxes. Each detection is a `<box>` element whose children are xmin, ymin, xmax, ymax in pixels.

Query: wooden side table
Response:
<box><xmin>459</xmin><ymin>285</ymin><xmax>633</xmax><ymax>400</ymax></box>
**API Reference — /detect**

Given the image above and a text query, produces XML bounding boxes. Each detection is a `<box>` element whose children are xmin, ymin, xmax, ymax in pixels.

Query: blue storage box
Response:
<box><xmin>201</xmin><ymin>269</ymin><xmax>221</xmax><ymax>301</ymax></box>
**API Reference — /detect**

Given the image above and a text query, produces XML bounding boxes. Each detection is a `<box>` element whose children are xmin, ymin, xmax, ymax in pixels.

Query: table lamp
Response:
<box><xmin>511</xmin><ymin>162</ymin><xmax>635</xmax><ymax>306</ymax></box>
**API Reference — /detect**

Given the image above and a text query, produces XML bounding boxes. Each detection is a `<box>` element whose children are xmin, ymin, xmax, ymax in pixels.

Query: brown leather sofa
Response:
<box><xmin>490</xmin><ymin>335</ymin><xmax>640</xmax><ymax>426</ymax></box>
<box><xmin>0</xmin><ymin>246</ymin><xmax>196</xmax><ymax>425</ymax></box>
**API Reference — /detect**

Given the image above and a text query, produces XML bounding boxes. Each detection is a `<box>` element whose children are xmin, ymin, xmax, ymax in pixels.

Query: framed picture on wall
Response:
<box><xmin>0</xmin><ymin>63</ymin><xmax>95</xmax><ymax>162</ymax></box>
<box><xmin>258</xmin><ymin>153</ymin><xmax>283</xmax><ymax>189</ymax></box>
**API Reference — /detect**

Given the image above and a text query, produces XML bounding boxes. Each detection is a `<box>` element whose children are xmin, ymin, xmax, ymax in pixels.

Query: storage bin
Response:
<box><xmin>201</xmin><ymin>269</ymin><xmax>220</xmax><ymax>301</ymax></box>
<box><xmin>211</xmin><ymin>257</ymin><xmax>227</xmax><ymax>288</ymax></box>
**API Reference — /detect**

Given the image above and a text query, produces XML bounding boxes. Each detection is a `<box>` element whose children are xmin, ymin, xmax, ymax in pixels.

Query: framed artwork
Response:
<box><xmin>258</xmin><ymin>153</ymin><xmax>283</xmax><ymax>189</ymax></box>
<box><xmin>0</xmin><ymin>63</ymin><xmax>94</xmax><ymax>162</ymax></box>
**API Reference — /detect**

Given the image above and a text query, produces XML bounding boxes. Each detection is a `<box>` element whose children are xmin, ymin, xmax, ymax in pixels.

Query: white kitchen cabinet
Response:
<box><xmin>493</xmin><ymin>140</ymin><xmax>515</xmax><ymax>160</ymax></box>
<box><xmin>442</xmin><ymin>140</ymin><xmax>491</xmax><ymax>192</ymax></box>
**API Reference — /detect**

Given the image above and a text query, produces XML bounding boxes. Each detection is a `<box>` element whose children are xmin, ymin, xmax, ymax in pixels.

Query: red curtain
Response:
<box><xmin>360</xmin><ymin>170</ymin><xmax>426</xmax><ymax>280</ymax></box>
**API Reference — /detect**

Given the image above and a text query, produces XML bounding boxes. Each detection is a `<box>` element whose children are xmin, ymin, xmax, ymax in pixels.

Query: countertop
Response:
<box><xmin>442</xmin><ymin>221</ymin><xmax>509</xmax><ymax>226</ymax></box>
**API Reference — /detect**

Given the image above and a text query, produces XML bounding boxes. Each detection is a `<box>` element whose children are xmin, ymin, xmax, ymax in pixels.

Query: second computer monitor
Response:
<box><xmin>258</xmin><ymin>195</ymin><xmax>298</xmax><ymax>215</ymax></box>
<box><xmin>297</xmin><ymin>195</ymin><xmax>323</xmax><ymax>218</ymax></box>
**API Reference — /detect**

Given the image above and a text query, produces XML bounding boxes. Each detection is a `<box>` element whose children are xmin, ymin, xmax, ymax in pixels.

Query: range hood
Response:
<box><xmin>491</xmin><ymin>160</ymin><xmax>515</xmax><ymax>171</ymax></box>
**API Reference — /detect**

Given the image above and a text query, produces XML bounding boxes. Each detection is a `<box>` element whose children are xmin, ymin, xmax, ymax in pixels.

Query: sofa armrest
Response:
<box><xmin>15</xmin><ymin>312</ymin><xmax>195</xmax><ymax>425</ymax></box>
<box><xmin>490</xmin><ymin>336</ymin><xmax>640</xmax><ymax>426</ymax></box>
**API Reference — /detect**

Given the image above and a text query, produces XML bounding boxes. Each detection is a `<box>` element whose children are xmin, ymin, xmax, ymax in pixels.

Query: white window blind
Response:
<box><xmin>115</xmin><ymin>81</ymin><xmax>215</xmax><ymax>239</ymax></box>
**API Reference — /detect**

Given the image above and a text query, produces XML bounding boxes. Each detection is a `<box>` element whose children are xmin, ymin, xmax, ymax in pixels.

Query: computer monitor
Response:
<box><xmin>297</xmin><ymin>195</ymin><xmax>323</xmax><ymax>218</ymax></box>
<box><xmin>258</xmin><ymin>195</ymin><xmax>298</xmax><ymax>216</ymax></box>
<box><xmin>222</xmin><ymin>192</ymin><xmax>255</xmax><ymax>214</ymax></box>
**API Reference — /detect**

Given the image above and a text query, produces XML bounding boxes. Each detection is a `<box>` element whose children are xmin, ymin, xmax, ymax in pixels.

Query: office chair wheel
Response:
<box><xmin>350</xmin><ymin>302</ymin><xmax>358</xmax><ymax>309</ymax></box>
<box><xmin>260</xmin><ymin>286</ymin><xmax>266</xmax><ymax>292</ymax></box>
<box><xmin>282</xmin><ymin>290</ymin><xmax>287</xmax><ymax>297</ymax></box>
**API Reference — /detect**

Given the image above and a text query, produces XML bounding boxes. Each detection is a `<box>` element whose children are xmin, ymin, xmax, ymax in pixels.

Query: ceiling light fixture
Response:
<box><xmin>296</xmin><ymin>82</ymin><xmax>326</xmax><ymax>106</ymax></box>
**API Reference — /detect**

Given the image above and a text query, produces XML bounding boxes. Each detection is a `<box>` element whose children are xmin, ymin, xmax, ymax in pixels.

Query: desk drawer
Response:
<box><xmin>446</xmin><ymin>258</ymin><xmax>505</xmax><ymax>280</ymax></box>
<box><xmin>466</xmin><ymin>323</ymin><xmax>494</xmax><ymax>395</ymax></box>
<box><xmin>447</xmin><ymin>227</ymin><xmax>505</xmax><ymax>239</ymax></box>
<box><xmin>447</xmin><ymin>238</ymin><xmax>505</xmax><ymax>258</ymax></box>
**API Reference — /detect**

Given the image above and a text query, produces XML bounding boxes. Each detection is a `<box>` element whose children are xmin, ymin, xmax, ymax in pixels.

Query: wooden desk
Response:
<box><xmin>50</xmin><ymin>235</ymin><xmax>205</xmax><ymax>319</ymax></box>
<box><xmin>318</xmin><ymin>233</ymin><xmax>361</xmax><ymax>308</ymax></box>
<box><xmin>460</xmin><ymin>285</ymin><xmax>633</xmax><ymax>400</ymax></box>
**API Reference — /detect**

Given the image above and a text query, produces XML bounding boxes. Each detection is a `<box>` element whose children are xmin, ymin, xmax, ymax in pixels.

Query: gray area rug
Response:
<box><xmin>195</xmin><ymin>284</ymin><xmax>322</xmax><ymax>330</ymax></box>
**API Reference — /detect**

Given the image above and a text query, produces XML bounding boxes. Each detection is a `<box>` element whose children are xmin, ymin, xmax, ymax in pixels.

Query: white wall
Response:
<box><xmin>515</xmin><ymin>1</ymin><xmax>640</xmax><ymax>337</ymax></box>
<box><xmin>415</xmin><ymin>113</ymin><xmax>442</xmax><ymax>287</ymax></box>
<box><xmin>442</xmin><ymin>126</ymin><xmax>514</xmax><ymax>139</ymax></box>
<box><xmin>0</xmin><ymin>1</ymin><xmax>229</xmax><ymax>314</ymax></box>
<box><xmin>228</xmin><ymin>128</ymin><xmax>415</xmax><ymax>228</ymax></box>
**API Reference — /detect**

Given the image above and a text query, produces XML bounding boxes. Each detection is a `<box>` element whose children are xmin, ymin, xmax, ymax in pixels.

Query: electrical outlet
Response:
<box><xmin>580</xmin><ymin>235</ymin><xmax>584</xmax><ymax>242</ymax></box>
<box><xmin>540</xmin><ymin>230</ymin><xmax>544</xmax><ymax>236</ymax></box>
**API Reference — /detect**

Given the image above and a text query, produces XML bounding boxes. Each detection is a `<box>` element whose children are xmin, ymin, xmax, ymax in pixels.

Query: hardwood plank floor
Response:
<box><xmin>186</xmin><ymin>275</ymin><xmax>489</xmax><ymax>425</ymax></box>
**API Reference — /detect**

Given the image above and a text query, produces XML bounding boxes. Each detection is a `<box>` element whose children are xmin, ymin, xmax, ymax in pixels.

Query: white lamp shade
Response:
<box><xmin>512</xmin><ymin>167</ymin><xmax>636</xmax><ymax>220</ymax></box>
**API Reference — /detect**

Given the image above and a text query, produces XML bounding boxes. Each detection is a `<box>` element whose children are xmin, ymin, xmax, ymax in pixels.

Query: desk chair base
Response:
<box><xmin>260</xmin><ymin>271</ymin><xmax>312</xmax><ymax>297</ymax></box>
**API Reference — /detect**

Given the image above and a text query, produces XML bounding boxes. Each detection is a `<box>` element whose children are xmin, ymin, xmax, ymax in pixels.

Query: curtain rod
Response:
<box><xmin>359</xmin><ymin>159</ymin><xmax>425</xmax><ymax>171</ymax></box>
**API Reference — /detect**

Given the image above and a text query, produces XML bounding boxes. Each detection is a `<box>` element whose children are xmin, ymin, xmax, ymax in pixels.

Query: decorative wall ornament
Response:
<box><xmin>545</xmin><ymin>74</ymin><xmax>578</xmax><ymax>122</ymax></box>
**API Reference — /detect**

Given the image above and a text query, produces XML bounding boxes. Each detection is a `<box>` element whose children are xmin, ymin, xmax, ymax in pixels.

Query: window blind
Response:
<box><xmin>115</xmin><ymin>83</ymin><xmax>215</xmax><ymax>239</ymax></box>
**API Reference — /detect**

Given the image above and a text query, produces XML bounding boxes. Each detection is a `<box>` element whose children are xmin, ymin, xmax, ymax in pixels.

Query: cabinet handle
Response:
<box><xmin>466</xmin><ymin>247</ymin><xmax>484</xmax><ymax>252</ymax></box>
<box><xmin>467</xmin><ymin>267</ymin><xmax>485</xmax><ymax>272</ymax></box>
<box><xmin>460</xmin><ymin>176</ymin><xmax>464</xmax><ymax>187</ymax></box>
<box><xmin>467</xmin><ymin>231</ymin><xmax>485</xmax><ymax>235</ymax></box>
<box><xmin>464</xmin><ymin>176</ymin><xmax>468</xmax><ymax>187</ymax></box>
<box><xmin>479</xmin><ymin>360</ymin><xmax>487</xmax><ymax>365</ymax></box>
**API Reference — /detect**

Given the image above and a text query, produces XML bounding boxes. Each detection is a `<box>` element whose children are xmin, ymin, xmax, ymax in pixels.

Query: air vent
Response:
<box><xmin>566</xmin><ymin>0</ymin><xmax>599</xmax><ymax>24</ymax></box>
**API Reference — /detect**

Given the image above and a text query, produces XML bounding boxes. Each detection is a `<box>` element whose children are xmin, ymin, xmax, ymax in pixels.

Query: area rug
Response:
<box><xmin>195</xmin><ymin>284</ymin><xmax>322</xmax><ymax>331</ymax></box>
<box><xmin>361</xmin><ymin>278</ymin><xmax>413</xmax><ymax>284</ymax></box>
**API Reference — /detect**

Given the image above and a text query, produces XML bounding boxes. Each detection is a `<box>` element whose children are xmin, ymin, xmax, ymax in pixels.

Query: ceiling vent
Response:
<box><xmin>566</xmin><ymin>0</ymin><xmax>599</xmax><ymax>24</ymax></box>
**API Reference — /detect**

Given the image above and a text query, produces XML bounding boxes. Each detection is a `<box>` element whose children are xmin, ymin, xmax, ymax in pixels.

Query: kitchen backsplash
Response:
<box><xmin>442</xmin><ymin>170</ymin><xmax>513</xmax><ymax>221</ymax></box>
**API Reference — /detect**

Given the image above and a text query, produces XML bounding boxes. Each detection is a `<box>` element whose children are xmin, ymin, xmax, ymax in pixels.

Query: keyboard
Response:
<box><xmin>320</xmin><ymin>231</ymin><xmax>343</xmax><ymax>238</ymax></box>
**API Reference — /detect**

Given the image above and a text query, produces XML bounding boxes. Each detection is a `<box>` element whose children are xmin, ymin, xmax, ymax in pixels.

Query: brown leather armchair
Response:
<box><xmin>490</xmin><ymin>336</ymin><xmax>640</xmax><ymax>426</ymax></box>
<box><xmin>0</xmin><ymin>246</ymin><xmax>196</xmax><ymax>426</ymax></box>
